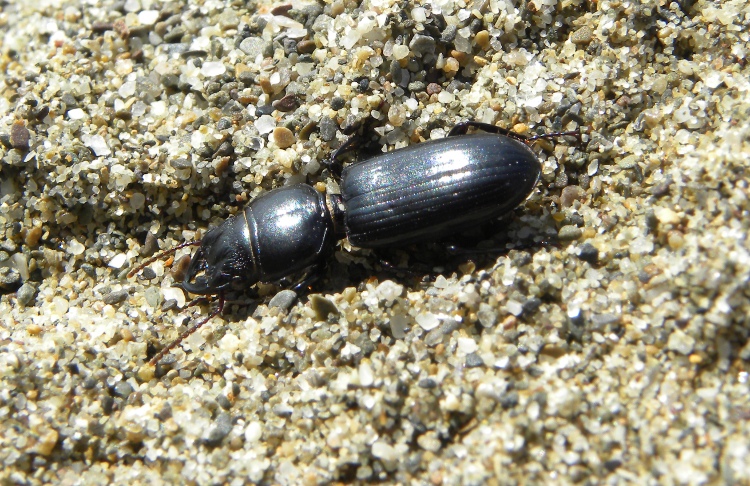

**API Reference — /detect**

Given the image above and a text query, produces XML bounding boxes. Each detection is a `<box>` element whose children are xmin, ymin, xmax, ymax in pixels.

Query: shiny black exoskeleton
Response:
<box><xmin>131</xmin><ymin>121</ymin><xmax>580</xmax><ymax>364</ymax></box>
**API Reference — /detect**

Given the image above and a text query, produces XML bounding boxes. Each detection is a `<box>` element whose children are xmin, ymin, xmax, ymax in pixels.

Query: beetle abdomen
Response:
<box><xmin>341</xmin><ymin>134</ymin><xmax>541</xmax><ymax>248</ymax></box>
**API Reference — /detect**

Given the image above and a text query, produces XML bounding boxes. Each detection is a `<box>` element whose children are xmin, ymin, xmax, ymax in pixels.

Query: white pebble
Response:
<box><xmin>82</xmin><ymin>134</ymin><xmax>111</xmax><ymax>157</ymax></box>
<box><xmin>119</xmin><ymin>81</ymin><xmax>136</xmax><ymax>98</ymax></box>
<box><xmin>52</xmin><ymin>296</ymin><xmax>69</xmax><ymax>316</ymax></box>
<box><xmin>416</xmin><ymin>312</ymin><xmax>439</xmax><ymax>331</ymax></box>
<box><xmin>359</xmin><ymin>361</ymin><xmax>374</xmax><ymax>387</ymax></box>
<box><xmin>68</xmin><ymin>239</ymin><xmax>86</xmax><ymax>256</ymax></box>
<box><xmin>457</xmin><ymin>337</ymin><xmax>478</xmax><ymax>354</ymax></box>
<box><xmin>67</xmin><ymin>108</ymin><xmax>85</xmax><ymax>120</ymax></box>
<box><xmin>162</xmin><ymin>287</ymin><xmax>186</xmax><ymax>308</ymax></box>
<box><xmin>255</xmin><ymin>115</ymin><xmax>276</xmax><ymax>135</ymax></box>
<box><xmin>506</xmin><ymin>300</ymin><xmax>523</xmax><ymax>316</ymax></box>
<box><xmin>138</xmin><ymin>10</ymin><xmax>159</xmax><ymax>25</ymax></box>
<box><xmin>108</xmin><ymin>253</ymin><xmax>128</xmax><ymax>269</ymax></box>
<box><xmin>371</xmin><ymin>441</ymin><xmax>397</xmax><ymax>461</ymax></box>
<box><xmin>244</xmin><ymin>422</ymin><xmax>262</xmax><ymax>443</ymax></box>
<box><xmin>201</xmin><ymin>61</ymin><xmax>226</xmax><ymax>77</ymax></box>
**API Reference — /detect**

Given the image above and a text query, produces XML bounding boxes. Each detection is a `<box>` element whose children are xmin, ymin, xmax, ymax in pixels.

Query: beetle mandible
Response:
<box><xmin>129</xmin><ymin>121</ymin><xmax>582</xmax><ymax>364</ymax></box>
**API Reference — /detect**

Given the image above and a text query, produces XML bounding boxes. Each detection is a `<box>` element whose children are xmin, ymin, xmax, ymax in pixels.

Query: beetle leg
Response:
<box><xmin>149</xmin><ymin>293</ymin><xmax>225</xmax><ymax>366</ymax></box>
<box><xmin>290</xmin><ymin>261</ymin><xmax>327</xmax><ymax>294</ymax></box>
<box><xmin>127</xmin><ymin>240</ymin><xmax>201</xmax><ymax>279</ymax></box>
<box><xmin>447</xmin><ymin>121</ymin><xmax>530</xmax><ymax>143</ymax></box>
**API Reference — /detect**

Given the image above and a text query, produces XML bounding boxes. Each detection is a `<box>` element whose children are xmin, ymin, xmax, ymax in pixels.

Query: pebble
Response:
<box><xmin>272</xmin><ymin>127</ymin><xmax>296</xmax><ymax>148</ymax></box>
<box><xmin>558</xmin><ymin>225</ymin><xmax>583</xmax><ymax>241</ymax></box>
<box><xmin>16</xmin><ymin>283</ymin><xmax>36</xmax><ymax>306</ymax></box>
<box><xmin>113</xmin><ymin>381</ymin><xmax>134</xmax><ymax>399</ymax></box>
<box><xmin>204</xmin><ymin>413</ymin><xmax>233</xmax><ymax>447</ymax></box>
<box><xmin>103</xmin><ymin>289</ymin><xmax>129</xmax><ymax>305</ymax></box>
<box><xmin>571</xmin><ymin>26</ymin><xmax>594</xmax><ymax>45</ymax></box>
<box><xmin>268</xmin><ymin>290</ymin><xmax>297</xmax><ymax>310</ymax></box>
<box><xmin>0</xmin><ymin>267</ymin><xmax>21</xmax><ymax>292</ymax></box>
<box><xmin>10</xmin><ymin>121</ymin><xmax>29</xmax><ymax>149</ymax></box>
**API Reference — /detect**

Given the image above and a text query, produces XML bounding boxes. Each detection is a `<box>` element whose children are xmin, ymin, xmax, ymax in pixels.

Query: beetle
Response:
<box><xmin>129</xmin><ymin>121</ymin><xmax>581</xmax><ymax>364</ymax></box>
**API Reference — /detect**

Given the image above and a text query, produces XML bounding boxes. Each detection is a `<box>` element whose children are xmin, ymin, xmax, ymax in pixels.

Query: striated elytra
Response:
<box><xmin>129</xmin><ymin>121</ymin><xmax>580</xmax><ymax>364</ymax></box>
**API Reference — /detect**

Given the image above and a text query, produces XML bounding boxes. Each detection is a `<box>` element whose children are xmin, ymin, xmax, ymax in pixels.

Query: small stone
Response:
<box><xmin>217</xmin><ymin>394</ymin><xmax>232</xmax><ymax>410</ymax></box>
<box><xmin>268</xmin><ymin>289</ymin><xmax>297</xmax><ymax>311</ymax></box>
<box><xmin>571</xmin><ymin>26</ymin><xmax>594</xmax><ymax>45</ymax></box>
<box><xmin>477</xmin><ymin>303</ymin><xmax>498</xmax><ymax>328</ymax></box>
<box><xmin>577</xmin><ymin>243</ymin><xmax>599</xmax><ymax>263</ymax></box>
<box><xmin>201</xmin><ymin>61</ymin><xmax>226</xmax><ymax>77</ymax></box>
<box><xmin>499</xmin><ymin>391</ymin><xmax>519</xmax><ymax>409</ymax></box>
<box><xmin>310</xmin><ymin>294</ymin><xmax>339</xmax><ymax>320</ymax></box>
<box><xmin>33</xmin><ymin>429</ymin><xmax>59</xmax><ymax>456</ymax></box>
<box><xmin>560</xmin><ymin>185</ymin><xmax>584</xmax><ymax>207</ymax></box>
<box><xmin>16</xmin><ymin>283</ymin><xmax>36</xmax><ymax>307</ymax></box>
<box><xmin>417</xmin><ymin>431</ymin><xmax>442</xmax><ymax>452</ymax></box>
<box><xmin>272</xmin><ymin>127</ymin><xmax>296</xmax><ymax>148</ymax></box>
<box><xmin>419</xmin><ymin>378</ymin><xmax>437</xmax><ymax>389</ymax></box>
<box><xmin>465</xmin><ymin>353</ymin><xmax>484</xmax><ymax>368</ymax></box>
<box><xmin>113</xmin><ymin>381</ymin><xmax>134</xmax><ymax>399</ymax></box>
<box><xmin>204</xmin><ymin>413</ymin><xmax>232</xmax><ymax>447</ymax></box>
<box><xmin>10</xmin><ymin>121</ymin><xmax>30</xmax><ymax>149</ymax></box>
<box><xmin>667</xmin><ymin>330</ymin><xmax>695</xmax><ymax>355</ymax></box>
<box><xmin>371</xmin><ymin>440</ymin><xmax>398</xmax><ymax>461</ymax></box>
<box><xmin>558</xmin><ymin>225</ymin><xmax>583</xmax><ymax>241</ymax></box>
<box><xmin>25</xmin><ymin>226</ymin><xmax>42</xmax><ymax>247</ymax></box>
<box><xmin>103</xmin><ymin>289</ymin><xmax>129</xmax><ymax>305</ymax></box>
<box><xmin>0</xmin><ymin>267</ymin><xmax>22</xmax><ymax>293</ymax></box>
<box><xmin>319</xmin><ymin>116</ymin><xmax>338</xmax><ymax>141</ymax></box>
<box><xmin>409</xmin><ymin>34</ymin><xmax>436</xmax><ymax>56</ymax></box>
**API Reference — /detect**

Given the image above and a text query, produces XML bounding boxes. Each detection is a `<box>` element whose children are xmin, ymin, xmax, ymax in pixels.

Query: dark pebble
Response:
<box><xmin>255</xmin><ymin>104</ymin><xmax>274</xmax><ymax>116</ymax></box>
<box><xmin>16</xmin><ymin>283</ymin><xmax>36</xmax><ymax>306</ymax></box>
<box><xmin>330</xmin><ymin>97</ymin><xmax>346</xmax><ymax>110</ymax></box>
<box><xmin>522</xmin><ymin>297</ymin><xmax>542</xmax><ymax>315</ymax></box>
<box><xmin>204</xmin><ymin>413</ymin><xmax>232</xmax><ymax>447</ymax></box>
<box><xmin>81</xmin><ymin>263</ymin><xmax>97</xmax><ymax>278</ymax></box>
<box><xmin>0</xmin><ymin>267</ymin><xmax>22</xmax><ymax>293</ymax></box>
<box><xmin>500</xmin><ymin>391</ymin><xmax>519</xmax><ymax>409</ymax></box>
<box><xmin>113</xmin><ymin>381</ymin><xmax>133</xmax><ymax>399</ymax></box>
<box><xmin>268</xmin><ymin>289</ymin><xmax>297</xmax><ymax>311</ymax></box>
<box><xmin>10</xmin><ymin>122</ymin><xmax>30</xmax><ymax>150</ymax></box>
<box><xmin>418</xmin><ymin>378</ymin><xmax>438</xmax><ymax>389</ymax></box>
<box><xmin>465</xmin><ymin>352</ymin><xmax>484</xmax><ymax>368</ymax></box>
<box><xmin>272</xmin><ymin>94</ymin><xmax>299</xmax><ymax>112</ymax></box>
<box><xmin>577</xmin><ymin>243</ymin><xmax>599</xmax><ymax>263</ymax></box>
<box><xmin>222</xmin><ymin>100</ymin><xmax>244</xmax><ymax>115</ymax></box>
<box><xmin>603</xmin><ymin>459</ymin><xmax>622</xmax><ymax>471</ymax></box>
<box><xmin>310</xmin><ymin>294</ymin><xmax>339</xmax><ymax>320</ymax></box>
<box><xmin>170</xmin><ymin>158</ymin><xmax>192</xmax><ymax>170</ymax></box>
<box><xmin>217</xmin><ymin>394</ymin><xmax>232</xmax><ymax>410</ymax></box>
<box><xmin>161</xmin><ymin>73</ymin><xmax>179</xmax><ymax>89</ymax></box>
<box><xmin>103</xmin><ymin>289</ymin><xmax>129</xmax><ymax>305</ymax></box>
<box><xmin>296</xmin><ymin>39</ymin><xmax>316</xmax><ymax>54</ymax></box>
<box><xmin>140</xmin><ymin>267</ymin><xmax>157</xmax><ymax>280</ymax></box>
<box><xmin>82</xmin><ymin>376</ymin><xmax>97</xmax><ymax>390</ymax></box>
<box><xmin>319</xmin><ymin>116</ymin><xmax>338</xmax><ymax>141</ymax></box>
<box><xmin>409</xmin><ymin>34</ymin><xmax>436</xmax><ymax>56</ymax></box>
<box><xmin>156</xmin><ymin>404</ymin><xmax>173</xmax><ymax>421</ymax></box>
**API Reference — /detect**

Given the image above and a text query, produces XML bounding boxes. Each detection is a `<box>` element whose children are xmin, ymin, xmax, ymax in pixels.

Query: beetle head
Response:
<box><xmin>179</xmin><ymin>215</ymin><xmax>257</xmax><ymax>295</ymax></box>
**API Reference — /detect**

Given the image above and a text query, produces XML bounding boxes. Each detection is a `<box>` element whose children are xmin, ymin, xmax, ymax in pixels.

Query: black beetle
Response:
<box><xmin>129</xmin><ymin>121</ymin><xmax>581</xmax><ymax>364</ymax></box>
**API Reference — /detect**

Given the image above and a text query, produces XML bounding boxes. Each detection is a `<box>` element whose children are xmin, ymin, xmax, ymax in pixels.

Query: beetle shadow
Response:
<box><xmin>315</xmin><ymin>214</ymin><xmax>559</xmax><ymax>294</ymax></box>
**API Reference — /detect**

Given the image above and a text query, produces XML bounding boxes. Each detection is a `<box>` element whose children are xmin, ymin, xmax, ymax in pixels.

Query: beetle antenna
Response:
<box><xmin>149</xmin><ymin>293</ymin><xmax>225</xmax><ymax>366</ymax></box>
<box><xmin>127</xmin><ymin>240</ymin><xmax>202</xmax><ymax>278</ymax></box>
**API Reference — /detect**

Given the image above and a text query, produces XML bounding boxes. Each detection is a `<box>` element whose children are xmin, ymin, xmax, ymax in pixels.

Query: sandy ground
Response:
<box><xmin>1</xmin><ymin>0</ymin><xmax>749</xmax><ymax>484</ymax></box>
